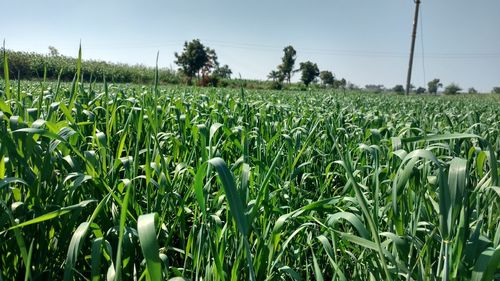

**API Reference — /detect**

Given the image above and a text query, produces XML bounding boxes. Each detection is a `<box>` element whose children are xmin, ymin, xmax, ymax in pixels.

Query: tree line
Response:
<box><xmin>266</xmin><ymin>45</ymin><xmax>346</xmax><ymax>90</ymax></box>
<box><xmin>1</xmin><ymin>40</ymin><xmax>499</xmax><ymax>93</ymax></box>
<box><xmin>0</xmin><ymin>40</ymin><xmax>346</xmax><ymax>90</ymax></box>
<box><xmin>390</xmin><ymin>79</ymin><xmax>491</xmax><ymax>95</ymax></box>
<box><xmin>173</xmin><ymin>40</ymin><xmax>347</xmax><ymax>90</ymax></box>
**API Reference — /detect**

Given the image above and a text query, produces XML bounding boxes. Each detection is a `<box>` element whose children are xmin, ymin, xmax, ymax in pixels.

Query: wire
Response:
<box><xmin>66</xmin><ymin>38</ymin><xmax>500</xmax><ymax>59</ymax></box>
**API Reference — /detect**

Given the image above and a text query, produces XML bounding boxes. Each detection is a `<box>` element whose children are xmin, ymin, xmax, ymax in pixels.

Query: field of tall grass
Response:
<box><xmin>1</xmin><ymin>51</ymin><xmax>499</xmax><ymax>280</ymax></box>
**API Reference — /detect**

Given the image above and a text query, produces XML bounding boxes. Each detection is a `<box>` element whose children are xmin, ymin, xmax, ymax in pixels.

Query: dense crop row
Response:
<box><xmin>0</xmin><ymin>49</ymin><xmax>180</xmax><ymax>84</ymax></box>
<box><xmin>0</xmin><ymin>69</ymin><xmax>499</xmax><ymax>279</ymax></box>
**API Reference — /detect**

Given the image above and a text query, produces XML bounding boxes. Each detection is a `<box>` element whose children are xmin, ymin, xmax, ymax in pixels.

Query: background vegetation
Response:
<box><xmin>2</xmin><ymin>43</ymin><xmax>498</xmax><ymax>94</ymax></box>
<box><xmin>0</xmin><ymin>48</ymin><xmax>180</xmax><ymax>84</ymax></box>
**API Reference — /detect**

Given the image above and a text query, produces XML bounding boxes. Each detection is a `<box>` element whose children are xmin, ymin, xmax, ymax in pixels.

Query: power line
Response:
<box><xmin>57</xmin><ymin>38</ymin><xmax>500</xmax><ymax>59</ymax></box>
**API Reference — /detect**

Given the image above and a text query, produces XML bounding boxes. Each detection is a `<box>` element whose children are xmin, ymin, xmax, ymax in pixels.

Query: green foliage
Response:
<box><xmin>2</xmin><ymin>41</ymin><xmax>10</xmax><ymax>100</ymax></box>
<box><xmin>365</xmin><ymin>84</ymin><xmax>385</xmax><ymax>93</ymax></box>
<box><xmin>0</xmin><ymin>49</ymin><xmax>179</xmax><ymax>84</ymax></box>
<box><xmin>48</xmin><ymin>46</ymin><xmax>59</xmax><ymax>57</ymax></box>
<box><xmin>319</xmin><ymin>70</ymin><xmax>334</xmax><ymax>86</ymax></box>
<box><xmin>334</xmin><ymin>78</ymin><xmax>347</xmax><ymax>89</ymax></box>
<box><xmin>468</xmin><ymin>87</ymin><xmax>478</xmax><ymax>94</ymax></box>
<box><xmin>267</xmin><ymin>70</ymin><xmax>283</xmax><ymax>82</ymax></box>
<box><xmin>277</xmin><ymin>45</ymin><xmax>296</xmax><ymax>84</ymax></box>
<box><xmin>213</xmin><ymin>64</ymin><xmax>232</xmax><ymax>79</ymax></box>
<box><xmin>392</xmin><ymin>84</ymin><xmax>405</xmax><ymax>94</ymax></box>
<box><xmin>174</xmin><ymin>39</ymin><xmax>218</xmax><ymax>85</ymax></box>
<box><xmin>415</xmin><ymin>86</ymin><xmax>426</xmax><ymax>94</ymax></box>
<box><xmin>269</xmin><ymin>80</ymin><xmax>283</xmax><ymax>90</ymax></box>
<box><xmin>428</xmin><ymin>78</ymin><xmax>443</xmax><ymax>94</ymax></box>
<box><xmin>492</xmin><ymin>87</ymin><xmax>500</xmax><ymax>94</ymax></box>
<box><xmin>137</xmin><ymin>213</ymin><xmax>162</xmax><ymax>281</ymax></box>
<box><xmin>299</xmin><ymin>61</ymin><xmax>320</xmax><ymax>86</ymax></box>
<box><xmin>444</xmin><ymin>83</ymin><xmax>462</xmax><ymax>95</ymax></box>
<box><xmin>0</xmin><ymin>60</ymin><xmax>499</xmax><ymax>280</ymax></box>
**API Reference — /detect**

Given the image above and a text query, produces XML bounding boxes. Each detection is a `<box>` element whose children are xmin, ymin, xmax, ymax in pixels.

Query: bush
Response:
<box><xmin>197</xmin><ymin>75</ymin><xmax>220</xmax><ymax>87</ymax></box>
<box><xmin>492</xmin><ymin>87</ymin><xmax>500</xmax><ymax>94</ymax></box>
<box><xmin>392</xmin><ymin>85</ymin><xmax>405</xmax><ymax>95</ymax></box>
<box><xmin>468</xmin><ymin>87</ymin><xmax>478</xmax><ymax>94</ymax></box>
<box><xmin>443</xmin><ymin>83</ymin><xmax>462</xmax><ymax>95</ymax></box>
<box><xmin>365</xmin><ymin>84</ymin><xmax>385</xmax><ymax>94</ymax></box>
<box><xmin>269</xmin><ymin>81</ymin><xmax>283</xmax><ymax>90</ymax></box>
<box><xmin>415</xmin><ymin>87</ymin><xmax>426</xmax><ymax>94</ymax></box>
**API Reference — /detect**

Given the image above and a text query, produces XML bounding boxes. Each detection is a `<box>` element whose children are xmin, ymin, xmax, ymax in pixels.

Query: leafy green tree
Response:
<box><xmin>492</xmin><ymin>87</ymin><xmax>500</xmax><ymax>94</ymax></box>
<box><xmin>319</xmin><ymin>70</ymin><xmax>334</xmax><ymax>86</ymax></box>
<box><xmin>347</xmin><ymin>82</ymin><xmax>359</xmax><ymax>90</ymax></box>
<box><xmin>443</xmin><ymin>83</ymin><xmax>462</xmax><ymax>95</ymax></box>
<box><xmin>48</xmin><ymin>46</ymin><xmax>59</xmax><ymax>56</ymax></box>
<box><xmin>267</xmin><ymin>70</ymin><xmax>282</xmax><ymax>82</ymax></box>
<box><xmin>427</xmin><ymin>78</ymin><xmax>443</xmax><ymax>94</ymax></box>
<box><xmin>415</xmin><ymin>87</ymin><xmax>426</xmax><ymax>94</ymax></box>
<box><xmin>174</xmin><ymin>39</ymin><xmax>214</xmax><ymax>84</ymax></box>
<box><xmin>334</xmin><ymin>78</ymin><xmax>347</xmax><ymax>89</ymax></box>
<box><xmin>267</xmin><ymin>70</ymin><xmax>283</xmax><ymax>90</ymax></box>
<box><xmin>299</xmin><ymin>61</ymin><xmax>319</xmax><ymax>86</ymax></box>
<box><xmin>213</xmin><ymin>64</ymin><xmax>232</xmax><ymax>79</ymax></box>
<box><xmin>365</xmin><ymin>84</ymin><xmax>385</xmax><ymax>94</ymax></box>
<box><xmin>468</xmin><ymin>87</ymin><xmax>478</xmax><ymax>94</ymax></box>
<box><xmin>201</xmin><ymin>47</ymin><xmax>218</xmax><ymax>78</ymax></box>
<box><xmin>277</xmin><ymin>45</ymin><xmax>296</xmax><ymax>84</ymax></box>
<box><xmin>393</xmin><ymin>85</ymin><xmax>405</xmax><ymax>94</ymax></box>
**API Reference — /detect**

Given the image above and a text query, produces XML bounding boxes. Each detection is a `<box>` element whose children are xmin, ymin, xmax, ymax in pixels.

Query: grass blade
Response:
<box><xmin>137</xmin><ymin>213</ymin><xmax>162</xmax><ymax>281</ymax></box>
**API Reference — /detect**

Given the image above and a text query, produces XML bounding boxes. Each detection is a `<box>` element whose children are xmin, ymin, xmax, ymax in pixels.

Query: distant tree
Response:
<box><xmin>365</xmin><ymin>84</ymin><xmax>385</xmax><ymax>94</ymax></box>
<box><xmin>393</xmin><ymin>84</ymin><xmax>405</xmax><ymax>94</ymax></box>
<box><xmin>48</xmin><ymin>46</ymin><xmax>59</xmax><ymax>56</ymax></box>
<box><xmin>269</xmin><ymin>81</ymin><xmax>283</xmax><ymax>90</ymax></box>
<box><xmin>492</xmin><ymin>87</ymin><xmax>500</xmax><ymax>94</ymax></box>
<box><xmin>267</xmin><ymin>70</ymin><xmax>283</xmax><ymax>82</ymax></box>
<box><xmin>468</xmin><ymin>87</ymin><xmax>478</xmax><ymax>94</ymax></box>
<box><xmin>334</xmin><ymin>78</ymin><xmax>347</xmax><ymax>89</ymax></box>
<box><xmin>347</xmin><ymin>82</ymin><xmax>359</xmax><ymax>90</ymax></box>
<box><xmin>338</xmin><ymin>78</ymin><xmax>347</xmax><ymax>93</ymax></box>
<box><xmin>319</xmin><ymin>70</ymin><xmax>334</xmax><ymax>86</ymax></box>
<box><xmin>201</xmin><ymin>47</ymin><xmax>219</xmax><ymax>79</ymax></box>
<box><xmin>415</xmin><ymin>87</ymin><xmax>426</xmax><ymax>94</ymax></box>
<box><xmin>443</xmin><ymin>83</ymin><xmax>462</xmax><ymax>95</ymax></box>
<box><xmin>267</xmin><ymin>70</ymin><xmax>283</xmax><ymax>90</ymax></box>
<box><xmin>277</xmin><ymin>46</ymin><xmax>296</xmax><ymax>84</ymax></box>
<box><xmin>299</xmin><ymin>61</ymin><xmax>320</xmax><ymax>86</ymax></box>
<box><xmin>427</xmin><ymin>78</ymin><xmax>443</xmax><ymax>95</ymax></box>
<box><xmin>213</xmin><ymin>64</ymin><xmax>232</xmax><ymax>79</ymax></box>
<box><xmin>174</xmin><ymin>39</ymin><xmax>214</xmax><ymax>84</ymax></box>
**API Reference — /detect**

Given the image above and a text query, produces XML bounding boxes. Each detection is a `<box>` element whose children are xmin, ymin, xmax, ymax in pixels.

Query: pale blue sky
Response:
<box><xmin>2</xmin><ymin>0</ymin><xmax>500</xmax><ymax>91</ymax></box>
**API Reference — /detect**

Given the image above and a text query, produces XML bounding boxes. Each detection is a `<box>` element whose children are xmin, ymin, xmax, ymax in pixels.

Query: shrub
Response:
<box><xmin>415</xmin><ymin>87</ymin><xmax>426</xmax><ymax>94</ymax></box>
<box><xmin>443</xmin><ymin>83</ymin><xmax>462</xmax><ymax>95</ymax></box>
<box><xmin>392</xmin><ymin>85</ymin><xmax>405</xmax><ymax>95</ymax></box>
<box><xmin>269</xmin><ymin>81</ymin><xmax>283</xmax><ymax>90</ymax></box>
<box><xmin>468</xmin><ymin>87</ymin><xmax>478</xmax><ymax>94</ymax></box>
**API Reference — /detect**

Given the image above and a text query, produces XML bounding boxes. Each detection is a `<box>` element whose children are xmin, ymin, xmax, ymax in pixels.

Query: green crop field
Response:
<box><xmin>1</xmin><ymin>55</ymin><xmax>499</xmax><ymax>280</ymax></box>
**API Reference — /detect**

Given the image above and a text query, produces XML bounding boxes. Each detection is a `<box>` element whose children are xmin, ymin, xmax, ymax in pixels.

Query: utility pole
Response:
<box><xmin>406</xmin><ymin>0</ymin><xmax>421</xmax><ymax>95</ymax></box>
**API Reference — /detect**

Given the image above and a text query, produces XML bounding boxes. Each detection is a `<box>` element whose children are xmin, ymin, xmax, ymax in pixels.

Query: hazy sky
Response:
<box><xmin>2</xmin><ymin>0</ymin><xmax>500</xmax><ymax>91</ymax></box>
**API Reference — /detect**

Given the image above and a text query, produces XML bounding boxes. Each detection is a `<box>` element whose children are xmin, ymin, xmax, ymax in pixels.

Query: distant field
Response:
<box><xmin>0</xmin><ymin>79</ymin><xmax>499</xmax><ymax>280</ymax></box>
